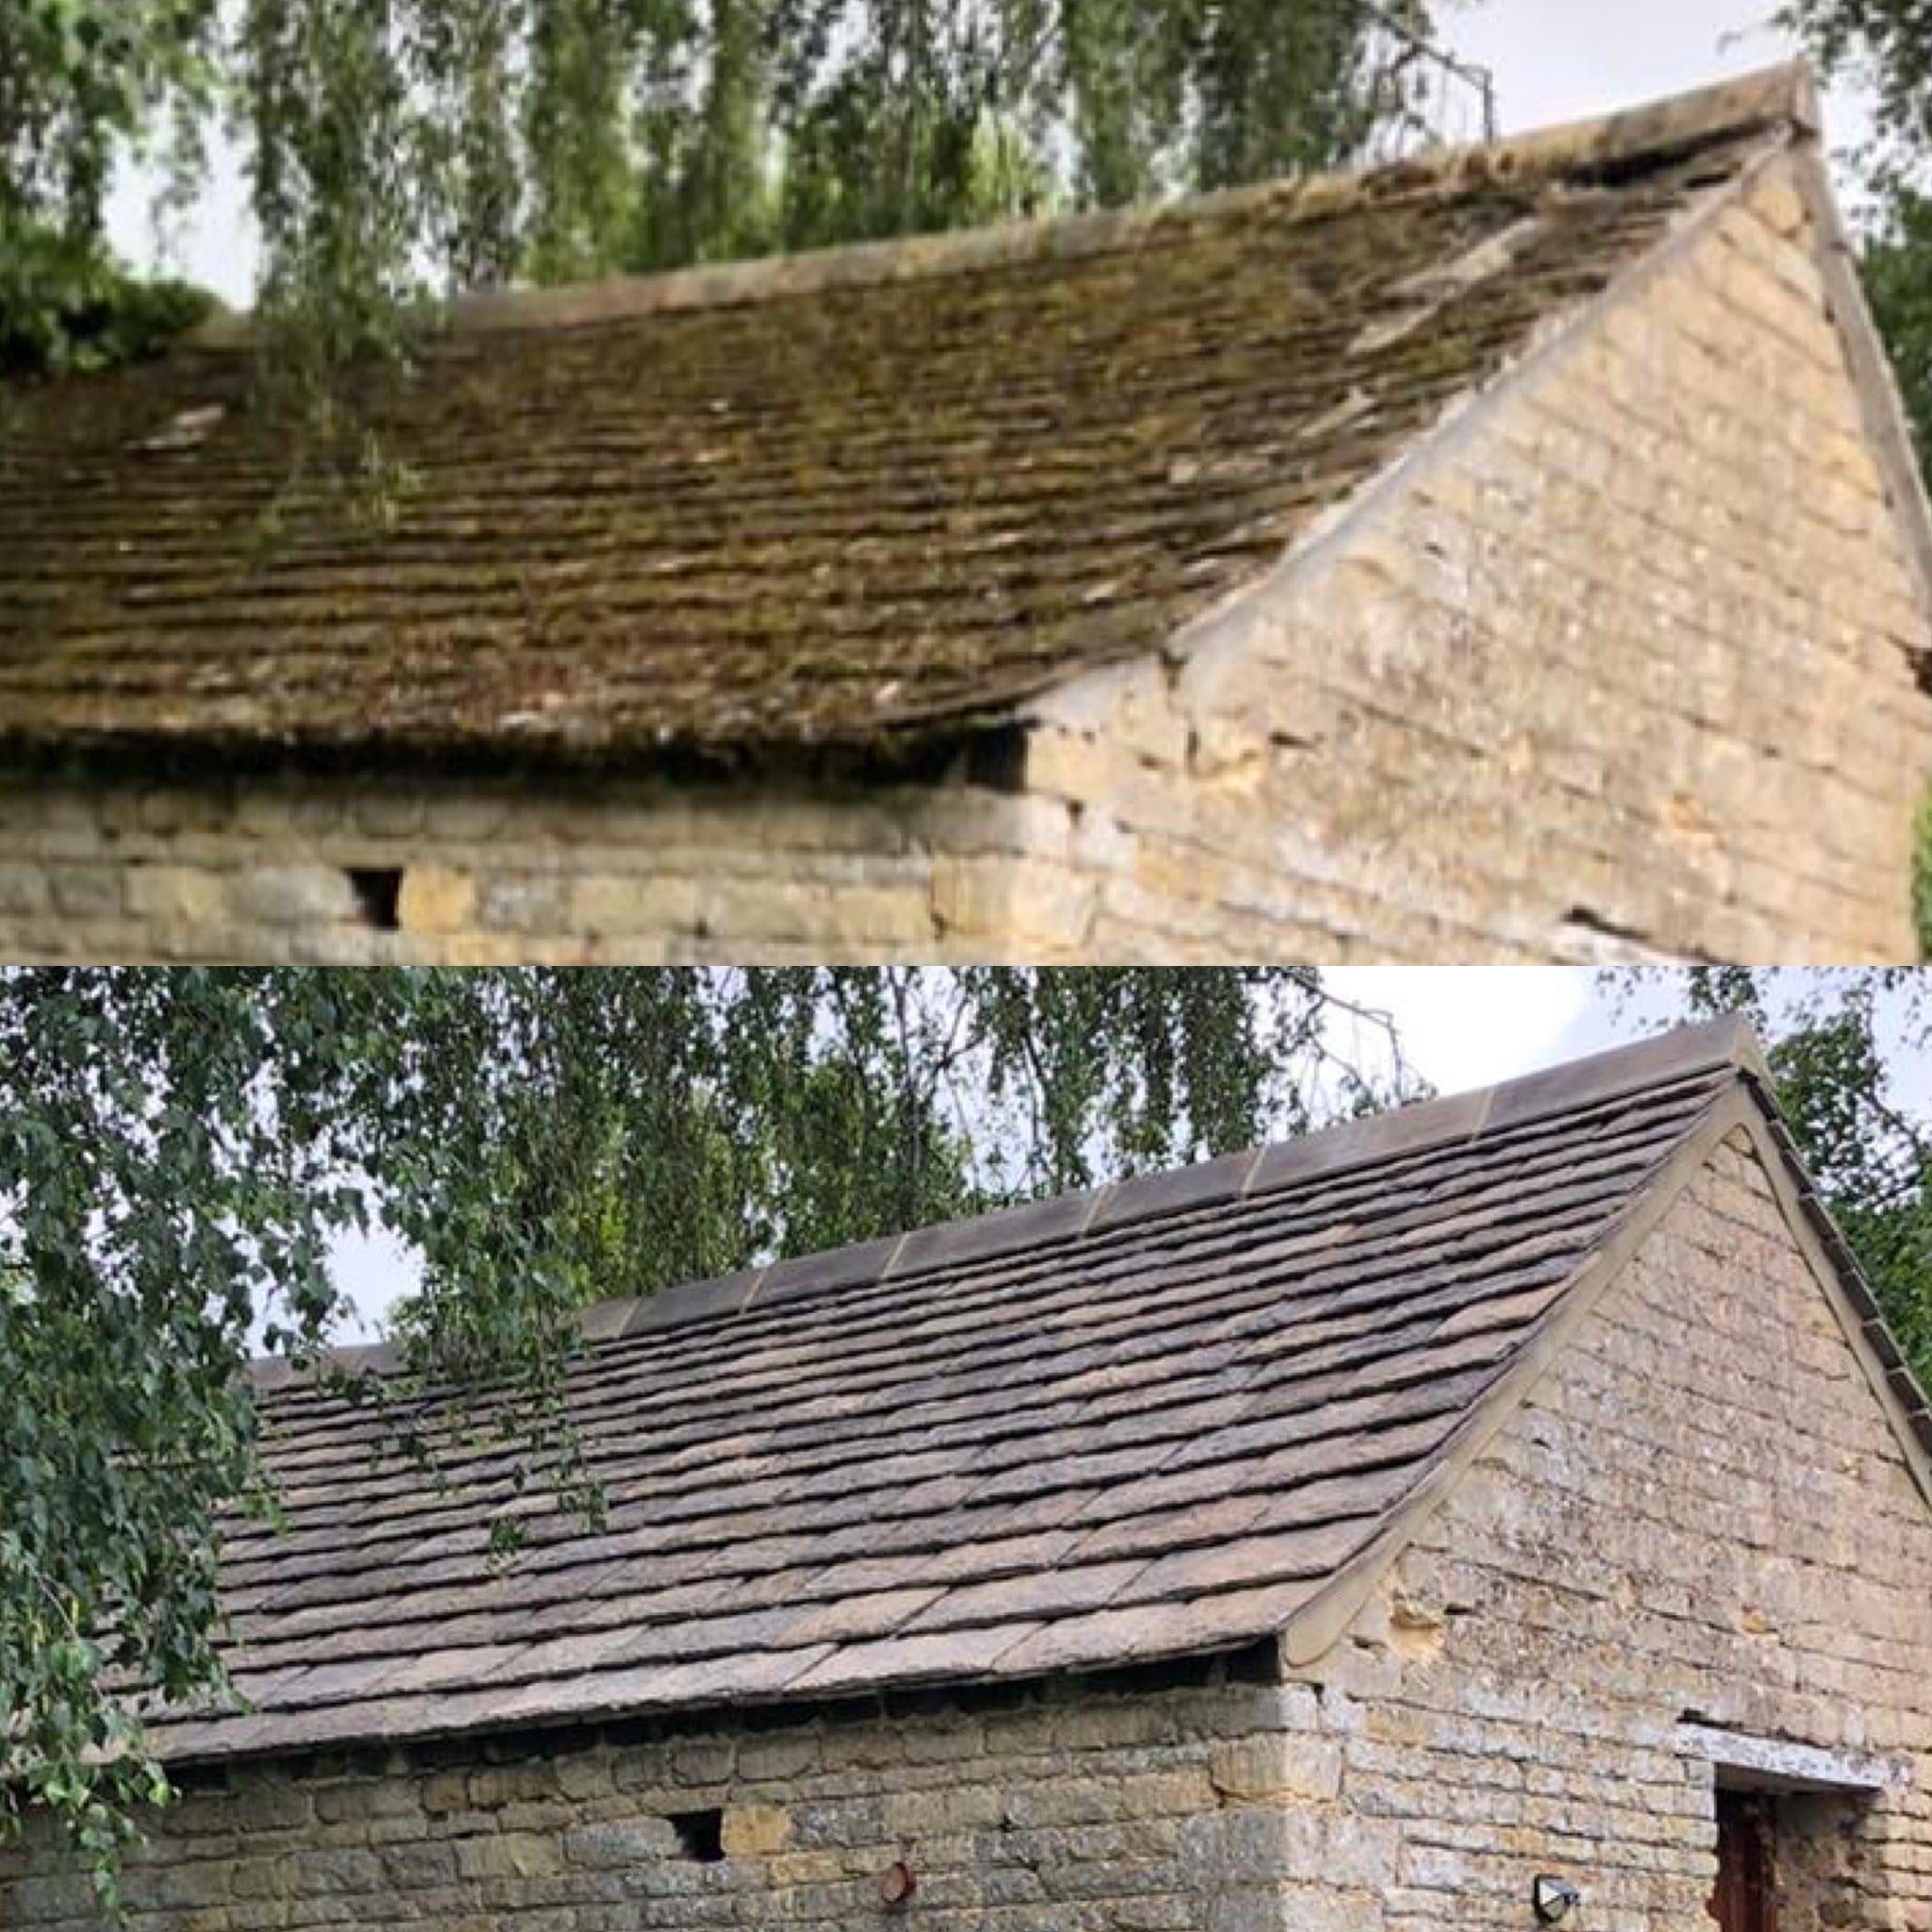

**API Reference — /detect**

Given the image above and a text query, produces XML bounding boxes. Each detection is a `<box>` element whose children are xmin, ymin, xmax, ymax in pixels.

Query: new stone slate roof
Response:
<box><xmin>139</xmin><ymin>1017</ymin><xmax>1932</xmax><ymax>1767</ymax></box>
<box><xmin>0</xmin><ymin>71</ymin><xmax>1810</xmax><ymax>763</ymax></box>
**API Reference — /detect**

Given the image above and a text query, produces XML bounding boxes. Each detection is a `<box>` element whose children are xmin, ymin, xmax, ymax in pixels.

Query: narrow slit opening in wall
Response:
<box><xmin>667</xmin><ymin>1807</ymin><xmax>724</xmax><ymax>1863</ymax></box>
<box><xmin>346</xmin><ymin>867</ymin><xmax>404</xmax><ymax>932</ymax></box>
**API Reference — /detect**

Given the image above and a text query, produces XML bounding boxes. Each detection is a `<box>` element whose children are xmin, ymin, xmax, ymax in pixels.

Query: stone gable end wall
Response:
<box><xmin>0</xmin><ymin>1670</ymin><xmax>1320</xmax><ymax>1930</ymax></box>
<box><xmin>1283</xmin><ymin>1132</ymin><xmax>1932</xmax><ymax>1931</ymax></box>
<box><xmin>1024</xmin><ymin>153</ymin><xmax>1932</xmax><ymax>961</ymax></box>
<box><xmin>5</xmin><ymin>1138</ymin><xmax>1930</xmax><ymax>1930</ymax></box>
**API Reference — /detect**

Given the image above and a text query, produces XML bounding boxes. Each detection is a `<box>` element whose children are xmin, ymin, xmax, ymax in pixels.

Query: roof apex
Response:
<box><xmin>16</xmin><ymin>66</ymin><xmax>1812</xmax><ymax>768</ymax></box>
<box><xmin>183</xmin><ymin>1019</ymin><xmax>1777</xmax><ymax>1761</ymax></box>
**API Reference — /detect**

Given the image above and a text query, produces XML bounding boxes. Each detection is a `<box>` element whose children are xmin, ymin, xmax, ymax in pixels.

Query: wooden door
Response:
<box><xmin>1709</xmin><ymin>1791</ymin><xmax>1778</xmax><ymax>1932</ymax></box>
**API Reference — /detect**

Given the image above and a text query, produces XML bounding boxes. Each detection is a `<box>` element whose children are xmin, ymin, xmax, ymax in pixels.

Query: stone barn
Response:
<box><xmin>3</xmin><ymin>1018</ymin><xmax>1930</xmax><ymax>1931</ymax></box>
<box><xmin>2</xmin><ymin>66</ymin><xmax>1929</xmax><ymax>966</ymax></box>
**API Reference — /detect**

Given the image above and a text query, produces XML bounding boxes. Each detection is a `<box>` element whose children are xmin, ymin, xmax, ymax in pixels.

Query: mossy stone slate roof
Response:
<box><xmin>135</xmin><ymin>1019</ymin><xmax>1932</xmax><ymax>1766</ymax></box>
<box><xmin>0</xmin><ymin>74</ymin><xmax>1807</xmax><ymax>763</ymax></box>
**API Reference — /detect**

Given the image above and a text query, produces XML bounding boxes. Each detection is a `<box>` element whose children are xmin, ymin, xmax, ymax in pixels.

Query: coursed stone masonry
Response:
<box><xmin>1020</xmin><ymin>158</ymin><xmax>1932</xmax><ymax>963</ymax></box>
<box><xmin>1281</xmin><ymin>1136</ymin><xmax>1932</xmax><ymax>1931</ymax></box>
<box><xmin>0</xmin><ymin>769</ymin><xmax>1074</xmax><ymax>964</ymax></box>
<box><xmin>0</xmin><ymin>1668</ymin><xmax>1316</xmax><ymax>1931</ymax></box>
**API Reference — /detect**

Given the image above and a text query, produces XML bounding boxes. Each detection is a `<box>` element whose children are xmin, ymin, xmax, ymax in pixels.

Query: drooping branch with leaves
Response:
<box><xmin>2</xmin><ymin>0</ymin><xmax>1447</xmax><ymax>400</ymax></box>
<box><xmin>0</xmin><ymin>966</ymin><xmax>1413</xmax><ymax>1909</ymax></box>
<box><xmin>0</xmin><ymin>1</ymin><xmax>221</xmax><ymax>375</ymax></box>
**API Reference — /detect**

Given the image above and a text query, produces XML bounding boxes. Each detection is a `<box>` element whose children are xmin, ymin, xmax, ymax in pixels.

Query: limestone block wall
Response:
<box><xmin>0</xmin><ymin>1666</ymin><xmax>1320</xmax><ymax>1931</ymax></box>
<box><xmin>1020</xmin><ymin>155</ymin><xmax>1932</xmax><ymax>962</ymax></box>
<box><xmin>1285</xmin><ymin>1134</ymin><xmax>1932</xmax><ymax>1932</ymax></box>
<box><xmin>0</xmin><ymin>763</ymin><xmax>1092</xmax><ymax>964</ymax></box>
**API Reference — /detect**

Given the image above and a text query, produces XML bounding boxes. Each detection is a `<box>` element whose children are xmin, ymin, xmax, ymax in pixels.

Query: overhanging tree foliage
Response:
<box><xmin>0</xmin><ymin>966</ymin><xmax>1412</xmax><ymax>1908</ymax></box>
<box><xmin>2</xmin><ymin>0</ymin><xmax>1446</xmax><ymax>402</ymax></box>
<box><xmin>0</xmin><ymin>2</ymin><xmax>220</xmax><ymax>375</ymax></box>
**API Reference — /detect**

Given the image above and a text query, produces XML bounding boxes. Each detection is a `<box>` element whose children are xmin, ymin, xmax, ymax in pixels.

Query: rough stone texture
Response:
<box><xmin>3</xmin><ymin>1136</ymin><xmax>1929</xmax><ymax>1928</ymax></box>
<box><xmin>1281</xmin><ymin>1131</ymin><xmax>1932</xmax><ymax>1930</ymax></box>
<box><xmin>0</xmin><ymin>771</ymin><xmax>1068</xmax><ymax>963</ymax></box>
<box><xmin>1019</xmin><ymin>156</ymin><xmax>1932</xmax><ymax>963</ymax></box>
<box><xmin>0</xmin><ymin>155</ymin><xmax>1925</xmax><ymax>963</ymax></box>
<box><xmin>0</xmin><ymin>1669</ymin><xmax>1315</xmax><ymax>1930</ymax></box>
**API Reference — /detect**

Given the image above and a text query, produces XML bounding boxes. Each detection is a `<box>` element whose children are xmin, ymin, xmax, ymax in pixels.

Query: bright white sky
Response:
<box><xmin>1445</xmin><ymin>0</ymin><xmax>1863</xmax><ymax>137</ymax></box>
<box><xmin>1326</xmin><ymin>966</ymin><xmax>1629</xmax><ymax>1095</ymax></box>
<box><xmin>108</xmin><ymin>0</ymin><xmax>1877</xmax><ymax>304</ymax></box>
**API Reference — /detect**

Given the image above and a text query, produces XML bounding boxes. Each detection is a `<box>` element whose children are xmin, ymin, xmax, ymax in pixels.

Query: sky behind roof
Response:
<box><xmin>1444</xmin><ymin>0</ymin><xmax>1864</xmax><ymax>140</ymax></box>
<box><xmin>332</xmin><ymin>970</ymin><xmax>1932</xmax><ymax>1339</ymax></box>
<box><xmin>108</xmin><ymin>2</ymin><xmax>1874</xmax><ymax>306</ymax></box>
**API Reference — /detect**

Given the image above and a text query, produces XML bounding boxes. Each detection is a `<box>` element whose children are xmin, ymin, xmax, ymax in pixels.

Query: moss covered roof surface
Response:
<box><xmin>0</xmin><ymin>72</ymin><xmax>1805</xmax><ymax>764</ymax></box>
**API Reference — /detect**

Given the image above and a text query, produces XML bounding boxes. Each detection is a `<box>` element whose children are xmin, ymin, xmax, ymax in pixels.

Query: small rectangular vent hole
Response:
<box><xmin>668</xmin><ymin>1807</ymin><xmax>724</xmax><ymax>1863</ymax></box>
<box><xmin>347</xmin><ymin>867</ymin><xmax>404</xmax><ymax>932</ymax></box>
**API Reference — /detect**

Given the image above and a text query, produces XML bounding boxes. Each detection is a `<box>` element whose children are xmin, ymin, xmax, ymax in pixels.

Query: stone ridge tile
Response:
<box><xmin>1</xmin><ymin>119</ymin><xmax>1771</xmax><ymax>763</ymax></box>
<box><xmin>617</xmin><ymin>1265</ymin><xmax>766</xmax><ymax>1337</ymax></box>
<box><xmin>755</xmin><ymin>1233</ymin><xmax>903</xmax><ymax>1307</ymax></box>
<box><xmin>1245</xmin><ymin>1069</ymin><xmax>1721</xmax><ymax>1200</ymax></box>
<box><xmin>1246</xmin><ymin>1089</ymin><xmax>1494</xmax><ymax>1193</ymax></box>
<box><xmin>1088</xmin><ymin>1147</ymin><xmax>1263</xmax><ymax>1231</ymax></box>
<box><xmin>886</xmin><ymin>1184</ymin><xmax>1112</xmax><ymax>1278</ymax></box>
<box><xmin>1481</xmin><ymin>1022</ymin><xmax>1751</xmax><ymax>1137</ymax></box>
<box><xmin>142</xmin><ymin>1051</ymin><xmax>1735</xmax><ymax>1758</ymax></box>
<box><xmin>246</xmin><ymin>1085</ymin><xmax>1705</xmax><ymax>1488</ymax></box>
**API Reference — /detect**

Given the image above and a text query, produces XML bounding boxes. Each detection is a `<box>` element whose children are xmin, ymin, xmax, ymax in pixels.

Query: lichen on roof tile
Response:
<box><xmin>0</xmin><ymin>70</ymin><xmax>1807</xmax><ymax>763</ymax></box>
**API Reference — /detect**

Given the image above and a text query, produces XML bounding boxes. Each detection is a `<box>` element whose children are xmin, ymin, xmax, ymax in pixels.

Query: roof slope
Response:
<box><xmin>136</xmin><ymin>1016</ymin><xmax>1929</xmax><ymax>1768</ymax></box>
<box><xmin>0</xmin><ymin>72</ymin><xmax>1809</xmax><ymax>765</ymax></box>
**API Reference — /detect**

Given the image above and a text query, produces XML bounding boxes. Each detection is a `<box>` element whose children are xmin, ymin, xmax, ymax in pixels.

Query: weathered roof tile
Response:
<box><xmin>0</xmin><ymin>74</ymin><xmax>1809</xmax><ymax>763</ymax></box>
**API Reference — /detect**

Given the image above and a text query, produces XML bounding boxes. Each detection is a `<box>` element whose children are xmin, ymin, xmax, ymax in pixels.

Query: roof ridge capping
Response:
<box><xmin>248</xmin><ymin>1017</ymin><xmax>1767</xmax><ymax>1390</ymax></box>
<box><xmin>581</xmin><ymin>1014</ymin><xmax>1770</xmax><ymax>1347</ymax></box>
<box><xmin>190</xmin><ymin>62</ymin><xmax>1816</xmax><ymax>354</ymax></box>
